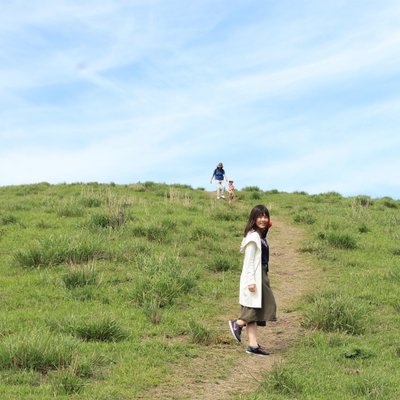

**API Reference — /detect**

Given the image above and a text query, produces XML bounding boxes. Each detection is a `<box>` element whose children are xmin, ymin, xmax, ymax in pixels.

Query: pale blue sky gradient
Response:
<box><xmin>1</xmin><ymin>1</ymin><xmax>399</xmax><ymax>198</ymax></box>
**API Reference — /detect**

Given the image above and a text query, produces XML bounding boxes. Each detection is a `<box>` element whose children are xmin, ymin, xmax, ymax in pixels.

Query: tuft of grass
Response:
<box><xmin>354</xmin><ymin>195</ymin><xmax>373</xmax><ymax>207</ymax></box>
<box><xmin>293</xmin><ymin>212</ymin><xmax>316</xmax><ymax>225</ymax></box>
<box><xmin>88</xmin><ymin>211</ymin><xmax>127</xmax><ymax>229</ymax></box>
<box><xmin>80</xmin><ymin>197</ymin><xmax>102</xmax><ymax>208</ymax></box>
<box><xmin>382</xmin><ymin>198</ymin><xmax>398</xmax><ymax>209</ymax></box>
<box><xmin>250</xmin><ymin>191</ymin><xmax>262</xmax><ymax>200</ymax></box>
<box><xmin>188</xmin><ymin>320</ymin><xmax>213</xmax><ymax>345</ymax></box>
<box><xmin>161</xmin><ymin>218</ymin><xmax>177</xmax><ymax>230</ymax></box>
<box><xmin>392</xmin><ymin>299</ymin><xmax>400</xmax><ymax>313</ymax></box>
<box><xmin>35</xmin><ymin>220</ymin><xmax>54</xmax><ymax>229</ymax></box>
<box><xmin>62</xmin><ymin>265</ymin><xmax>100</xmax><ymax>289</ymax></box>
<box><xmin>242</xmin><ymin>186</ymin><xmax>261</xmax><ymax>191</ymax></box>
<box><xmin>48</xmin><ymin>317</ymin><xmax>128</xmax><ymax>342</ymax></box>
<box><xmin>325</xmin><ymin>232</ymin><xmax>357</xmax><ymax>249</ymax></box>
<box><xmin>0</xmin><ymin>331</ymin><xmax>84</xmax><ymax>372</ymax></box>
<box><xmin>72</xmin><ymin>318</ymin><xmax>128</xmax><ymax>342</ymax></box>
<box><xmin>343</xmin><ymin>347</ymin><xmax>373</xmax><ymax>359</ymax></box>
<box><xmin>302</xmin><ymin>291</ymin><xmax>367</xmax><ymax>335</ymax></box>
<box><xmin>350</xmin><ymin>376</ymin><xmax>389</xmax><ymax>399</ymax></box>
<box><xmin>211</xmin><ymin>211</ymin><xmax>242</xmax><ymax>222</ymax></box>
<box><xmin>358</xmin><ymin>223</ymin><xmax>369</xmax><ymax>233</ymax></box>
<box><xmin>142</xmin><ymin>299</ymin><xmax>163</xmax><ymax>325</ymax></box>
<box><xmin>130</xmin><ymin>225</ymin><xmax>169</xmax><ymax>242</ymax></box>
<box><xmin>209</xmin><ymin>255</ymin><xmax>232</xmax><ymax>272</ymax></box>
<box><xmin>385</xmin><ymin>269</ymin><xmax>400</xmax><ymax>282</ymax></box>
<box><xmin>190</xmin><ymin>226</ymin><xmax>215</xmax><ymax>241</ymax></box>
<box><xmin>131</xmin><ymin>256</ymin><xmax>197</xmax><ymax>313</ymax></box>
<box><xmin>69</xmin><ymin>286</ymin><xmax>96</xmax><ymax>302</ymax></box>
<box><xmin>56</xmin><ymin>202</ymin><xmax>84</xmax><ymax>217</ymax></box>
<box><xmin>130</xmin><ymin>225</ymin><xmax>147</xmax><ymax>238</ymax></box>
<box><xmin>267</xmin><ymin>365</ymin><xmax>303</xmax><ymax>396</ymax></box>
<box><xmin>146</xmin><ymin>226</ymin><xmax>169</xmax><ymax>242</ymax></box>
<box><xmin>265</xmin><ymin>189</ymin><xmax>280</xmax><ymax>194</ymax></box>
<box><xmin>1</xmin><ymin>214</ymin><xmax>18</xmax><ymax>225</ymax></box>
<box><xmin>298</xmin><ymin>241</ymin><xmax>324</xmax><ymax>256</ymax></box>
<box><xmin>13</xmin><ymin>235</ymin><xmax>108</xmax><ymax>267</ymax></box>
<box><xmin>51</xmin><ymin>369</ymin><xmax>85</xmax><ymax>395</ymax></box>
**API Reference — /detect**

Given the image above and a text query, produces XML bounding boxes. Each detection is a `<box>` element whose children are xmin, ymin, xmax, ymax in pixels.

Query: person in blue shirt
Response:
<box><xmin>210</xmin><ymin>162</ymin><xmax>228</xmax><ymax>199</ymax></box>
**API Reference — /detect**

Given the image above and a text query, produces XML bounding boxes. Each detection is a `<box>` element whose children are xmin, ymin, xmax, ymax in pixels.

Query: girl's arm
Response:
<box><xmin>244</xmin><ymin>241</ymin><xmax>257</xmax><ymax>291</ymax></box>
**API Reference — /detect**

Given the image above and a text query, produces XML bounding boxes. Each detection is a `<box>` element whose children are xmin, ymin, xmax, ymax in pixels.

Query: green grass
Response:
<box><xmin>13</xmin><ymin>234</ymin><xmax>109</xmax><ymax>267</ymax></box>
<box><xmin>188</xmin><ymin>319</ymin><xmax>214</xmax><ymax>345</ymax></box>
<box><xmin>47</xmin><ymin>316</ymin><xmax>129</xmax><ymax>342</ymax></box>
<box><xmin>0</xmin><ymin>182</ymin><xmax>399</xmax><ymax>399</ymax></box>
<box><xmin>62</xmin><ymin>264</ymin><xmax>100</xmax><ymax>289</ymax></box>
<box><xmin>0</xmin><ymin>331</ymin><xmax>87</xmax><ymax>372</ymax></box>
<box><xmin>302</xmin><ymin>290</ymin><xmax>368</xmax><ymax>334</ymax></box>
<box><xmin>242</xmin><ymin>192</ymin><xmax>400</xmax><ymax>400</ymax></box>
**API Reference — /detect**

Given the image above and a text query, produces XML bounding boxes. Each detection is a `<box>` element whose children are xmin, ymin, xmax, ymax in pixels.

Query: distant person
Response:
<box><xmin>228</xmin><ymin>204</ymin><xmax>276</xmax><ymax>356</ymax></box>
<box><xmin>210</xmin><ymin>162</ymin><xmax>228</xmax><ymax>199</ymax></box>
<box><xmin>228</xmin><ymin>180</ymin><xmax>235</xmax><ymax>203</ymax></box>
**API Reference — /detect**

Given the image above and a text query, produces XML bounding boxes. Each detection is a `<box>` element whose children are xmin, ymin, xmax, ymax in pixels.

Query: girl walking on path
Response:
<box><xmin>228</xmin><ymin>204</ymin><xmax>277</xmax><ymax>356</ymax></box>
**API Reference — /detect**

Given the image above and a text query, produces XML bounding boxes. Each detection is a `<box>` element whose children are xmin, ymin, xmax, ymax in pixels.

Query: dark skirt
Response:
<box><xmin>239</xmin><ymin>267</ymin><xmax>277</xmax><ymax>326</ymax></box>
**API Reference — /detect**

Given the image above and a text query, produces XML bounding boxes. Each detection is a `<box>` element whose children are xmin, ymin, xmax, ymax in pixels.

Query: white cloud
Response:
<box><xmin>1</xmin><ymin>1</ymin><xmax>400</xmax><ymax>198</ymax></box>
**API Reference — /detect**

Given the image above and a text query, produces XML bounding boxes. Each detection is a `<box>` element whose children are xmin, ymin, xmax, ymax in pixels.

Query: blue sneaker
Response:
<box><xmin>228</xmin><ymin>320</ymin><xmax>242</xmax><ymax>343</ymax></box>
<box><xmin>246</xmin><ymin>345</ymin><xmax>271</xmax><ymax>356</ymax></box>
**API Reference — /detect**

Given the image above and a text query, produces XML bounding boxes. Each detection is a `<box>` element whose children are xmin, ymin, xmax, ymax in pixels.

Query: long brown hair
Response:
<box><xmin>243</xmin><ymin>204</ymin><xmax>270</xmax><ymax>238</ymax></box>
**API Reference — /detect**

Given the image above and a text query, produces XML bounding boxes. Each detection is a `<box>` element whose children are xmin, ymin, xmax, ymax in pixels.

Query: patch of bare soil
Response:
<box><xmin>142</xmin><ymin>217</ymin><xmax>316</xmax><ymax>400</ymax></box>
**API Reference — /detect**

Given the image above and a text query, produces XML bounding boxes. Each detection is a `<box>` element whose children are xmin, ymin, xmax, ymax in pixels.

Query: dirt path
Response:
<box><xmin>144</xmin><ymin>217</ymin><xmax>316</xmax><ymax>400</ymax></box>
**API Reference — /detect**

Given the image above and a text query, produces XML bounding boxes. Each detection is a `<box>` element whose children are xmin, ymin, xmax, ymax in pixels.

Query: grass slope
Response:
<box><xmin>0</xmin><ymin>183</ymin><xmax>399</xmax><ymax>399</ymax></box>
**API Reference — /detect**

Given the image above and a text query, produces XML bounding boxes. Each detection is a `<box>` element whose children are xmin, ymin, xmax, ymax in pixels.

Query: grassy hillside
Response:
<box><xmin>245</xmin><ymin>191</ymin><xmax>400</xmax><ymax>400</ymax></box>
<box><xmin>0</xmin><ymin>182</ymin><xmax>399</xmax><ymax>399</ymax></box>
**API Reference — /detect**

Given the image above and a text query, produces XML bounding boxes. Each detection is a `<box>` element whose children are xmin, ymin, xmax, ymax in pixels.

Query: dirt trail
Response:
<box><xmin>144</xmin><ymin>217</ymin><xmax>316</xmax><ymax>400</ymax></box>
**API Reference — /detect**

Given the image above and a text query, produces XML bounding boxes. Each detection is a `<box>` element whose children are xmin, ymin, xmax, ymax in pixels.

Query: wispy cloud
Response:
<box><xmin>0</xmin><ymin>1</ymin><xmax>399</xmax><ymax>198</ymax></box>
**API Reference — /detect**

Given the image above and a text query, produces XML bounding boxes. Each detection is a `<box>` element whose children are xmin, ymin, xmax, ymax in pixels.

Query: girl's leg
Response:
<box><xmin>246</xmin><ymin>322</ymin><xmax>258</xmax><ymax>347</ymax></box>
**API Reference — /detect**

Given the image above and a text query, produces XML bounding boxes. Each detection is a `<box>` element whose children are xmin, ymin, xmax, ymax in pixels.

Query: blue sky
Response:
<box><xmin>1</xmin><ymin>1</ymin><xmax>399</xmax><ymax>199</ymax></box>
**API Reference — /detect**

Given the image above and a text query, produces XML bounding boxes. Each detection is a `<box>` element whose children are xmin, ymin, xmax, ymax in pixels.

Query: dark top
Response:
<box><xmin>260</xmin><ymin>236</ymin><xmax>269</xmax><ymax>271</ymax></box>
